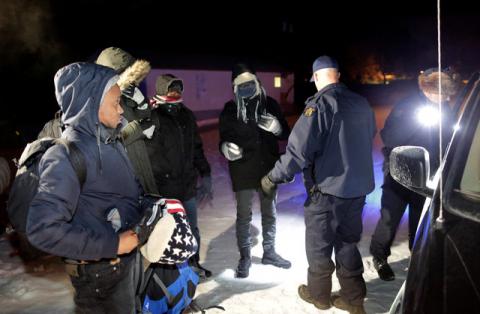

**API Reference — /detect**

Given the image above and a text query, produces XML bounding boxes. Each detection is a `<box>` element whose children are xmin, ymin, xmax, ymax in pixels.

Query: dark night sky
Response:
<box><xmin>1</xmin><ymin>0</ymin><xmax>479</xmax><ymax>143</ymax></box>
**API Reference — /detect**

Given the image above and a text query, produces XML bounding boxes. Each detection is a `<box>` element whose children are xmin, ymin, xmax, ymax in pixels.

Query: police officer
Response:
<box><xmin>261</xmin><ymin>56</ymin><xmax>376</xmax><ymax>314</ymax></box>
<box><xmin>370</xmin><ymin>68</ymin><xmax>457</xmax><ymax>281</ymax></box>
<box><xmin>219</xmin><ymin>63</ymin><xmax>291</xmax><ymax>278</ymax></box>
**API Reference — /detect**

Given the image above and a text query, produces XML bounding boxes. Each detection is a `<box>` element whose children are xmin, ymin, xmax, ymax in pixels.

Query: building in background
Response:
<box><xmin>144</xmin><ymin>69</ymin><xmax>295</xmax><ymax>121</ymax></box>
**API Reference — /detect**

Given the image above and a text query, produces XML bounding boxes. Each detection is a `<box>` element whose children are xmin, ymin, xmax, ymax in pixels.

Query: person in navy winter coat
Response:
<box><xmin>262</xmin><ymin>56</ymin><xmax>376</xmax><ymax>314</ymax></box>
<box><xmin>27</xmin><ymin>62</ymin><xmax>143</xmax><ymax>314</ymax></box>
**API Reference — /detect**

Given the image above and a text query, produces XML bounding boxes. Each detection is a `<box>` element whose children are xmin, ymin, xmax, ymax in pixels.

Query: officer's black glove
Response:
<box><xmin>133</xmin><ymin>196</ymin><xmax>166</xmax><ymax>245</ymax></box>
<box><xmin>261</xmin><ymin>174</ymin><xmax>277</xmax><ymax>198</ymax></box>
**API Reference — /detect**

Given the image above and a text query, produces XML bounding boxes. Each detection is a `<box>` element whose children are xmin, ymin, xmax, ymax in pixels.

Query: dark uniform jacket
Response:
<box><xmin>270</xmin><ymin>83</ymin><xmax>376</xmax><ymax>198</ymax></box>
<box><xmin>381</xmin><ymin>91</ymin><xmax>455</xmax><ymax>173</ymax></box>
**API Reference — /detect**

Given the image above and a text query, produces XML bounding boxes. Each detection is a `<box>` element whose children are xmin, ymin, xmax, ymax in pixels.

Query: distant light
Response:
<box><xmin>416</xmin><ymin>106</ymin><xmax>440</xmax><ymax>127</ymax></box>
<box><xmin>384</xmin><ymin>74</ymin><xmax>396</xmax><ymax>81</ymax></box>
<box><xmin>462</xmin><ymin>79</ymin><xmax>469</xmax><ymax>84</ymax></box>
<box><xmin>274</xmin><ymin>76</ymin><xmax>282</xmax><ymax>88</ymax></box>
<box><xmin>453</xmin><ymin>123</ymin><xmax>461</xmax><ymax>131</ymax></box>
<box><xmin>15</xmin><ymin>131</ymin><xmax>20</xmax><ymax>136</ymax></box>
<box><xmin>420</xmin><ymin>71</ymin><xmax>424</xmax><ymax>74</ymax></box>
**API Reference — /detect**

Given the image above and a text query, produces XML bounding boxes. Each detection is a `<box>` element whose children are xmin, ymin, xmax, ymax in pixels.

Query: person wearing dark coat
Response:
<box><xmin>96</xmin><ymin>47</ymin><xmax>159</xmax><ymax>195</ymax></box>
<box><xmin>261</xmin><ymin>56</ymin><xmax>376</xmax><ymax>314</ymax></box>
<box><xmin>219</xmin><ymin>63</ymin><xmax>291</xmax><ymax>279</ymax></box>
<box><xmin>146</xmin><ymin>74</ymin><xmax>212</xmax><ymax>276</ymax></box>
<box><xmin>370</xmin><ymin>68</ymin><xmax>457</xmax><ymax>282</ymax></box>
<box><xmin>27</xmin><ymin>63</ymin><xmax>143</xmax><ymax>313</ymax></box>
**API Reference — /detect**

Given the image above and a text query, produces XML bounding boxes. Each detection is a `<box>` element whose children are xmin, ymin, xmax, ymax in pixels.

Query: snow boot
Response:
<box><xmin>331</xmin><ymin>295</ymin><xmax>366</xmax><ymax>314</ymax></box>
<box><xmin>262</xmin><ymin>246</ymin><xmax>291</xmax><ymax>269</ymax></box>
<box><xmin>190</xmin><ymin>254</ymin><xmax>212</xmax><ymax>278</ymax></box>
<box><xmin>236</xmin><ymin>247</ymin><xmax>251</xmax><ymax>278</ymax></box>
<box><xmin>298</xmin><ymin>284</ymin><xmax>331</xmax><ymax>310</ymax></box>
<box><xmin>373</xmin><ymin>257</ymin><xmax>395</xmax><ymax>281</ymax></box>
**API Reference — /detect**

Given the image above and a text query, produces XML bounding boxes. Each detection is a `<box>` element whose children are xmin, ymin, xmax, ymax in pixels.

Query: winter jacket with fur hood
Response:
<box><xmin>27</xmin><ymin>63</ymin><xmax>143</xmax><ymax>261</ymax></box>
<box><xmin>118</xmin><ymin>59</ymin><xmax>159</xmax><ymax>195</ymax></box>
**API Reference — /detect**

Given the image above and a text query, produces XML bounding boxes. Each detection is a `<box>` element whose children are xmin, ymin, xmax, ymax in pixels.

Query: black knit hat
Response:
<box><xmin>232</xmin><ymin>63</ymin><xmax>256</xmax><ymax>82</ymax></box>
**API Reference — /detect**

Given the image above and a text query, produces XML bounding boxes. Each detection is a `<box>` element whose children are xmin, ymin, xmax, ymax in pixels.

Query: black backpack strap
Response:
<box><xmin>189</xmin><ymin>299</ymin><xmax>226</xmax><ymax>313</ymax></box>
<box><xmin>152</xmin><ymin>272</ymin><xmax>176</xmax><ymax>306</ymax></box>
<box><xmin>138</xmin><ymin>258</ymin><xmax>155</xmax><ymax>298</ymax></box>
<box><xmin>66</xmin><ymin>141</ymin><xmax>86</xmax><ymax>187</ymax></box>
<box><xmin>54</xmin><ymin>139</ymin><xmax>86</xmax><ymax>188</ymax></box>
<box><xmin>134</xmin><ymin>251</ymin><xmax>146</xmax><ymax>314</ymax></box>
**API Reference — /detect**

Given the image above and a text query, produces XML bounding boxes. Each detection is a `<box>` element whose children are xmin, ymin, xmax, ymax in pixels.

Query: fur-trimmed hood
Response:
<box><xmin>418</xmin><ymin>69</ymin><xmax>458</xmax><ymax>96</ymax></box>
<box><xmin>117</xmin><ymin>59</ymin><xmax>151</xmax><ymax>90</ymax></box>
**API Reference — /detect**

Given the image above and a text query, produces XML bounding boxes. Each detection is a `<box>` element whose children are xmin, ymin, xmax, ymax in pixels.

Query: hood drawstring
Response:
<box><xmin>96</xmin><ymin>124</ymin><xmax>103</xmax><ymax>175</ymax></box>
<box><xmin>234</xmin><ymin>86</ymin><xmax>267</xmax><ymax>124</ymax></box>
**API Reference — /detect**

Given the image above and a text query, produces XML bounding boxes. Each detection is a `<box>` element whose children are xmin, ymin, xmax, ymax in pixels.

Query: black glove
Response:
<box><xmin>138</xmin><ymin>119</ymin><xmax>155</xmax><ymax>139</ymax></box>
<box><xmin>122</xmin><ymin>83</ymin><xmax>150</xmax><ymax>112</ymax></box>
<box><xmin>134</xmin><ymin>196</ymin><xmax>166</xmax><ymax>245</ymax></box>
<box><xmin>261</xmin><ymin>174</ymin><xmax>277</xmax><ymax>199</ymax></box>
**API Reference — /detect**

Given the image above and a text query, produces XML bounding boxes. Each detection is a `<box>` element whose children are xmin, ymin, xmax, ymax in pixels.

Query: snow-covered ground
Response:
<box><xmin>0</xmin><ymin>108</ymin><xmax>412</xmax><ymax>314</ymax></box>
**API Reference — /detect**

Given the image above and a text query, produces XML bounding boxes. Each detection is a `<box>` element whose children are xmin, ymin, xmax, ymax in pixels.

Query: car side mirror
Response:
<box><xmin>390</xmin><ymin>146</ymin><xmax>434</xmax><ymax>198</ymax></box>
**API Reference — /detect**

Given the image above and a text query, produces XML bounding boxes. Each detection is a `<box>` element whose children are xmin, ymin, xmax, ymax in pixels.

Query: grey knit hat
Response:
<box><xmin>95</xmin><ymin>47</ymin><xmax>135</xmax><ymax>74</ymax></box>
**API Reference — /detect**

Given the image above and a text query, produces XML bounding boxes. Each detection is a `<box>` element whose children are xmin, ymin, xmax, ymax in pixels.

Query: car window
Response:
<box><xmin>459</xmin><ymin>119</ymin><xmax>480</xmax><ymax>198</ymax></box>
<box><xmin>445</xmin><ymin>76</ymin><xmax>480</xmax><ymax>221</ymax></box>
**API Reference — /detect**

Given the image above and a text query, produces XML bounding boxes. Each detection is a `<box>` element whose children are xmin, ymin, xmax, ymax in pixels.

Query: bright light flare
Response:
<box><xmin>416</xmin><ymin>106</ymin><xmax>440</xmax><ymax>127</ymax></box>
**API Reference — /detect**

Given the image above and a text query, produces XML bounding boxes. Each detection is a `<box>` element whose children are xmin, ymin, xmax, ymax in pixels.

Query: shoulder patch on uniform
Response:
<box><xmin>303</xmin><ymin>107</ymin><xmax>316</xmax><ymax>117</ymax></box>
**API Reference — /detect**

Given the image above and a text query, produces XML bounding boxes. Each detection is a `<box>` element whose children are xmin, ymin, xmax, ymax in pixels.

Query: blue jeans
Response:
<box><xmin>68</xmin><ymin>258</ymin><xmax>135</xmax><ymax>314</ymax></box>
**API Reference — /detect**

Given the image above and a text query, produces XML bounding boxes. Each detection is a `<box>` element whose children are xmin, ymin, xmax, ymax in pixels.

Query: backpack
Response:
<box><xmin>133</xmin><ymin>197</ymin><xmax>224</xmax><ymax>314</ymax></box>
<box><xmin>37</xmin><ymin>111</ymin><xmax>63</xmax><ymax>139</ymax></box>
<box><xmin>142</xmin><ymin>261</ymin><xmax>199</xmax><ymax>314</ymax></box>
<box><xmin>137</xmin><ymin>197</ymin><xmax>198</xmax><ymax>265</ymax></box>
<box><xmin>6</xmin><ymin>137</ymin><xmax>86</xmax><ymax>234</ymax></box>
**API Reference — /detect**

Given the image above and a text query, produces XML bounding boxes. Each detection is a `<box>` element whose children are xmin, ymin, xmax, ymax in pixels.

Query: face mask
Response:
<box><xmin>169</xmin><ymin>81</ymin><xmax>184</xmax><ymax>94</ymax></box>
<box><xmin>237</xmin><ymin>81</ymin><xmax>257</xmax><ymax>99</ymax></box>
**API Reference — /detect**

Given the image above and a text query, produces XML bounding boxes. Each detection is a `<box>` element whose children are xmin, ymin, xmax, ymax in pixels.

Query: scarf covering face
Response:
<box><xmin>233</xmin><ymin>72</ymin><xmax>267</xmax><ymax>123</ymax></box>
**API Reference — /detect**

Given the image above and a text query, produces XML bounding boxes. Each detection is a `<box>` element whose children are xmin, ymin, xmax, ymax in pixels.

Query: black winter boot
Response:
<box><xmin>190</xmin><ymin>254</ymin><xmax>212</xmax><ymax>278</ymax></box>
<box><xmin>236</xmin><ymin>247</ymin><xmax>252</xmax><ymax>278</ymax></box>
<box><xmin>262</xmin><ymin>246</ymin><xmax>291</xmax><ymax>269</ymax></box>
<box><xmin>373</xmin><ymin>257</ymin><xmax>395</xmax><ymax>281</ymax></box>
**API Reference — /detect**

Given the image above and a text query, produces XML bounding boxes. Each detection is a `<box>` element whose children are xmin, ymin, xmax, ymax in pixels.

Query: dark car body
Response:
<box><xmin>389</xmin><ymin>73</ymin><xmax>480</xmax><ymax>314</ymax></box>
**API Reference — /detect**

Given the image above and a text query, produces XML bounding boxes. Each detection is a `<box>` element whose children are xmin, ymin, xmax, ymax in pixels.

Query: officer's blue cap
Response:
<box><xmin>310</xmin><ymin>55</ymin><xmax>338</xmax><ymax>82</ymax></box>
